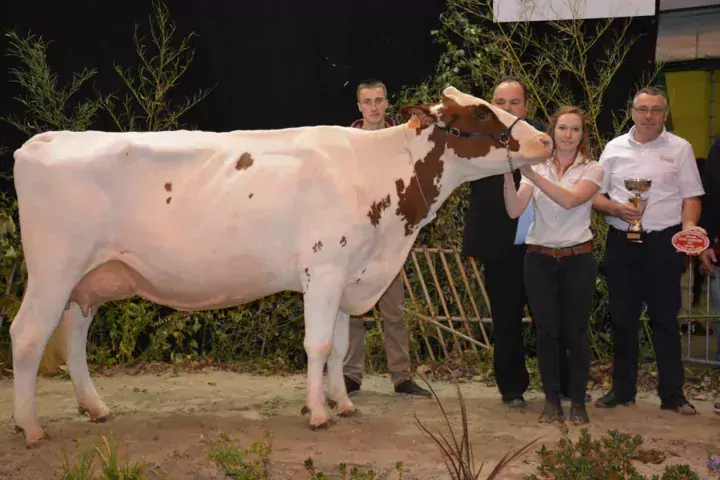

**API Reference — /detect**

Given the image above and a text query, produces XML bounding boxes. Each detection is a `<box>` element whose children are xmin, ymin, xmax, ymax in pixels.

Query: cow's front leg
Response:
<box><xmin>327</xmin><ymin>310</ymin><xmax>356</xmax><ymax>417</ymax></box>
<box><xmin>302</xmin><ymin>266</ymin><xmax>345</xmax><ymax>430</ymax></box>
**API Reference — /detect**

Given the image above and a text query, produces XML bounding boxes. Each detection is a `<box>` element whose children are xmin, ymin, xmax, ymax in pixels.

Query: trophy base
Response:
<box><xmin>626</xmin><ymin>230</ymin><xmax>644</xmax><ymax>243</ymax></box>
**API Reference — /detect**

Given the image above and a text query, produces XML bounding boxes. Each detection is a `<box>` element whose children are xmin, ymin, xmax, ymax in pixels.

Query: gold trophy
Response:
<box><xmin>624</xmin><ymin>177</ymin><xmax>652</xmax><ymax>243</ymax></box>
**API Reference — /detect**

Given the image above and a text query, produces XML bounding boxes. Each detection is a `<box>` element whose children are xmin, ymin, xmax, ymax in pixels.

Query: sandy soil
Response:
<box><xmin>1</xmin><ymin>370</ymin><xmax>719</xmax><ymax>479</ymax></box>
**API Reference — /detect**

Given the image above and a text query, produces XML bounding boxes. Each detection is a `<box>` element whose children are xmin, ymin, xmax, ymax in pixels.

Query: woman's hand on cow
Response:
<box><xmin>519</xmin><ymin>165</ymin><xmax>535</xmax><ymax>180</ymax></box>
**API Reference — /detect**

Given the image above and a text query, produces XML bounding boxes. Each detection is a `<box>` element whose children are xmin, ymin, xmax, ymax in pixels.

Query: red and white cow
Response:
<box><xmin>10</xmin><ymin>86</ymin><xmax>552</xmax><ymax>446</ymax></box>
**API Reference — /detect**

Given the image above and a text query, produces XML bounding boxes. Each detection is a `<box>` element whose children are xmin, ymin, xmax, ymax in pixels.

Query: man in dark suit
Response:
<box><xmin>698</xmin><ymin>138</ymin><xmax>720</xmax><ymax>414</ymax></box>
<box><xmin>700</xmin><ymin>139</ymin><xmax>720</xmax><ymax>280</ymax></box>
<box><xmin>462</xmin><ymin>76</ymin><xmax>581</xmax><ymax>408</ymax></box>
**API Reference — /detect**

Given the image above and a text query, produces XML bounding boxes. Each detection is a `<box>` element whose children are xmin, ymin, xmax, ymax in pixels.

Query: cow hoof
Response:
<box><xmin>309</xmin><ymin>418</ymin><xmax>335</xmax><ymax>431</ymax></box>
<box><xmin>15</xmin><ymin>425</ymin><xmax>48</xmax><ymax>448</ymax></box>
<box><xmin>79</xmin><ymin>405</ymin><xmax>111</xmax><ymax>423</ymax></box>
<box><xmin>90</xmin><ymin>413</ymin><xmax>110</xmax><ymax>423</ymax></box>
<box><xmin>338</xmin><ymin>405</ymin><xmax>358</xmax><ymax>417</ymax></box>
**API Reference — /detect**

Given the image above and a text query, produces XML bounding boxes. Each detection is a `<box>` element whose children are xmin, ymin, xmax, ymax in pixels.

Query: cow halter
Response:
<box><xmin>438</xmin><ymin>116</ymin><xmax>522</xmax><ymax>171</ymax></box>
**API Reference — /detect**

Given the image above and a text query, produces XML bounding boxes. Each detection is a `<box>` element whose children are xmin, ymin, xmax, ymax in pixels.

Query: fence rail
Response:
<box><xmin>362</xmin><ymin>247</ymin><xmax>720</xmax><ymax>368</ymax></box>
<box><xmin>680</xmin><ymin>257</ymin><xmax>720</xmax><ymax>366</ymax></box>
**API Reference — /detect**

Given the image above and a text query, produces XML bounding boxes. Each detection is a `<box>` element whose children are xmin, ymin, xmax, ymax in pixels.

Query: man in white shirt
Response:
<box><xmin>592</xmin><ymin>86</ymin><xmax>704</xmax><ymax>415</ymax></box>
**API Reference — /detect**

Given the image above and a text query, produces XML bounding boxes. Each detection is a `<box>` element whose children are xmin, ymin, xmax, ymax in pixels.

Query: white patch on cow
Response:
<box><xmin>442</xmin><ymin>86</ymin><xmax>486</xmax><ymax>108</ymax></box>
<box><xmin>429</xmin><ymin>104</ymin><xmax>444</xmax><ymax>116</ymax></box>
<box><xmin>445</xmin><ymin>143</ymin><xmax>512</xmax><ymax>180</ymax></box>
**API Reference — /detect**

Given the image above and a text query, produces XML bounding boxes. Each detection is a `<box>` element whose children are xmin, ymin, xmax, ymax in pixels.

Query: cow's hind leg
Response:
<box><xmin>61</xmin><ymin>304</ymin><xmax>110</xmax><ymax>422</ymax></box>
<box><xmin>326</xmin><ymin>310</ymin><xmax>356</xmax><ymax>417</ymax></box>
<box><xmin>302</xmin><ymin>266</ymin><xmax>346</xmax><ymax>430</ymax></box>
<box><xmin>10</xmin><ymin>280</ymin><xmax>76</xmax><ymax>446</ymax></box>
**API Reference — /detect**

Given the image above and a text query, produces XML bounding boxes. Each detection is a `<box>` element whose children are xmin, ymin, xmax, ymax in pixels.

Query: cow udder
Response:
<box><xmin>69</xmin><ymin>260</ymin><xmax>150</xmax><ymax>316</ymax></box>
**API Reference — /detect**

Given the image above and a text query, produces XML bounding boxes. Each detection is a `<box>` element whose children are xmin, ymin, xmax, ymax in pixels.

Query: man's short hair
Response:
<box><xmin>633</xmin><ymin>86</ymin><xmax>668</xmax><ymax>107</ymax></box>
<box><xmin>356</xmin><ymin>79</ymin><xmax>387</xmax><ymax>101</ymax></box>
<box><xmin>492</xmin><ymin>75</ymin><xmax>528</xmax><ymax>102</ymax></box>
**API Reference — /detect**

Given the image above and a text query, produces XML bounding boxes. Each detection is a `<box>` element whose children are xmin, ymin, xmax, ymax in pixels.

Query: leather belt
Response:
<box><xmin>527</xmin><ymin>240</ymin><xmax>593</xmax><ymax>258</ymax></box>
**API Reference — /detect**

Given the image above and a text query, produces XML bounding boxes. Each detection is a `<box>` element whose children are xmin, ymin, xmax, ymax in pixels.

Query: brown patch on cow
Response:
<box><xmin>395</xmin><ymin>128</ymin><xmax>446</xmax><ymax>235</ymax></box>
<box><xmin>442</xmin><ymin>101</ymin><xmax>520</xmax><ymax>159</ymax></box>
<box><xmin>166</xmin><ymin>197</ymin><xmax>172</xmax><ymax>204</ymax></box>
<box><xmin>249</xmin><ymin>193</ymin><xmax>254</xmax><ymax>199</ymax></box>
<box><xmin>164</xmin><ymin>182</ymin><xmax>172</xmax><ymax>192</ymax></box>
<box><xmin>236</xmin><ymin>152</ymin><xmax>254</xmax><ymax>170</ymax></box>
<box><xmin>340</xmin><ymin>236</ymin><xmax>347</xmax><ymax>247</ymax></box>
<box><xmin>367</xmin><ymin>194</ymin><xmax>391</xmax><ymax>227</ymax></box>
<box><xmin>312</xmin><ymin>241</ymin><xmax>324</xmax><ymax>253</ymax></box>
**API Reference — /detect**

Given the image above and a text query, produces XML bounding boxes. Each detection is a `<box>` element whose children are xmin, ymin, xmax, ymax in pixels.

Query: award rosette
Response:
<box><xmin>672</xmin><ymin>228</ymin><xmax>710</xmax><ymax>255</ymax></box>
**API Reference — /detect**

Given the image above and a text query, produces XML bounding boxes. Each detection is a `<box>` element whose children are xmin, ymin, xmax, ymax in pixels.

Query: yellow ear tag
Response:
<box><xmin>408</xmin><ymin>114</ymin><xmax>422</xmax><ymax>130</ymax></box>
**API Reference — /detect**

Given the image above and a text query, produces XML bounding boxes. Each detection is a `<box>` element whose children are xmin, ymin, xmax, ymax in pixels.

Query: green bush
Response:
<box><xmin>527</xmin><ymin>428</ymin><xmax>700</xmax><ymax>480</ymax></box>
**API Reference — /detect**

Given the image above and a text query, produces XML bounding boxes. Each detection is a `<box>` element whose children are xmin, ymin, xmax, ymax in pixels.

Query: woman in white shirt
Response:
<box><xmin>503</xmin><ymin>106</ymin><xmax>604</xmax><ymax>425</ymax></box>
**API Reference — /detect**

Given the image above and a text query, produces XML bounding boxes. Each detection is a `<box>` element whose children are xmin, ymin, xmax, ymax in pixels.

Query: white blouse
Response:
<box><xmin>520</xmin><ymin>155</ymin><xmax>605</xmax><ymax>248</ymax></box>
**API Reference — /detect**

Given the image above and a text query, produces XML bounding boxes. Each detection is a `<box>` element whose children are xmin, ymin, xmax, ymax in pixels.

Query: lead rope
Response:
<box><xmin>502</xmin><ymin>138</ymin><xmax>514</xmax><ymax>171</ymax></box>
<box><xmin>405</xmin><ymin>138</ymin><xmax>432</xmax><ymax>220</ymax></box>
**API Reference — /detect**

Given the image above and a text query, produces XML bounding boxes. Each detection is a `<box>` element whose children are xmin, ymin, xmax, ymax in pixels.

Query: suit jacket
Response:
<box><xmin>461</xmin><ymin>117</ymin><xmax>547</xmax><ymax>261</ymax></box>
<box><xmin>700</xmin><ymin>139</ymin><xmax>720</xmax><ymax>245</ymax></box>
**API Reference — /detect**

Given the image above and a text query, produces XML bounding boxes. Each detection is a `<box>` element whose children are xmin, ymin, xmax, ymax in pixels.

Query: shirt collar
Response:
<box><xmin>628</xmin><ymin>125</ymin><xmax>668</xmax><ymax>147</ymax></box>
<box><xmin>544</xmin><ymin>153</ymin><xmax>587</xmax><ymax>172</ymax></box>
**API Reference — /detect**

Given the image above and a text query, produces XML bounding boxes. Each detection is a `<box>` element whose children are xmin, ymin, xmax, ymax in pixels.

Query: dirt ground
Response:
<box><xmin>1</xmin><ymin>370</ymin><xmax>719</xmax><ymax>480</ymax></box>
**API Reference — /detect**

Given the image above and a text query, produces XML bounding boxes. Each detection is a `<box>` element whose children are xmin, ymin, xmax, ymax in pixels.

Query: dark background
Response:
<box><xmin>0</xmin><ymin>1</ymin><xmax>660</xmax><ymax>195</ymax></box>
<box><xmin>0</xmin><ymin>0</ymin><xmax>446</xmax><ymax>188</ymax></box>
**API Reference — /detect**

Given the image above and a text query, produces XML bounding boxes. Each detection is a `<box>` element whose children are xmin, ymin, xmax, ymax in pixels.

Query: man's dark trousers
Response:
<box><xmin>483</xmin><ymin>244</ymin><xmax>530</xmax><ymax>400</ymax></box>
<box><xmin>602</xmin><ymin>225</ymin><xmax>686</xmax><ymax>403</ymax></box>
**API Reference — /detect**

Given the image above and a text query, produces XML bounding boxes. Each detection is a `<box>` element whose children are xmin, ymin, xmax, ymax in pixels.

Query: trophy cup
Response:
<box><xmin>624</xmin><ymin>177</ymin><xmax>652</xmax><ymax>243</ymax></box>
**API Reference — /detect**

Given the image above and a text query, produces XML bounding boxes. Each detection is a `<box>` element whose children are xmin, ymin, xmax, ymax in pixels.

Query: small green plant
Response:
<box><xmin>303</xmin><ymin>458</ymin><xmax>404</xmax><ymax>479</ymax></box>
<box><xmin>415</xmin><ymin>374</ymin><xmax>539</xmax><ymax>479</ymax></box>
<box><xmin>303</xmin><ymin>458</ymin><xmax>324</xmax><ymax>479</ymax></box>
<box><xmin>208</xmin><ymin>432</ymin><xmax>272</xmax><ymax>479</ymax></box>
<box><xmin>93</xmin><ymin>434</ymin><xmax>149</xmax><ymax>479</ymax></box>
<box><xmin>56</xmin><ymin>432</ymin><xmax>156</xmax><ymax>480</ymax></box>
<box><xmin>57</xmin><ymin>442</ymin><xmax>96</xmax><ymax>480</ymax></box>
<box><xmin>527</xmin><ymin>428</ymin><xmax>644</xmax><ymax>479</ymax></box>
<box><xmin>526</xmin><ymin>428</ymin><xmax>701</xmax><ymax>480</ymax></box>
<box><xmin>654</xmin><ymin>464</ymin><xmax>700</xmax><ymax>480</ymax></box>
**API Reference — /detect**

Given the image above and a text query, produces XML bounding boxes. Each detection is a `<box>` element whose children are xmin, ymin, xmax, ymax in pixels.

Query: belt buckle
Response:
<box><xmin>551</xmin><ymin>248</ymin><xmax>562</xmax><ymax>259</ymax></box>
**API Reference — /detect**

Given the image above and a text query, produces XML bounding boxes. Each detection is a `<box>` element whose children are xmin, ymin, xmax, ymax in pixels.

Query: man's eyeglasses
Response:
<box><xmin>632</xmin><ymin>106</ymin><xmax>667</xmax><ymax>115</ymax></box>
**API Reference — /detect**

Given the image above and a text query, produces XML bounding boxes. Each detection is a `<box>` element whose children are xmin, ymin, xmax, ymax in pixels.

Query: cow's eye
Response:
<box><xmin>475</xmin><ymin>112</ymin><xmax>489</xmax><ymax>120</ymax></box>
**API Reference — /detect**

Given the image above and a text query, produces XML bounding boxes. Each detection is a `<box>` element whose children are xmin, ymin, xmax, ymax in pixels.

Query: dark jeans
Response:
<box><xmin>483</xmin><ymin>245</ymin><xmax>530</xmax><ymax>401</ymax></box>
<box><xmin>525</xmin><ymin>249</ymin><xmax>597</xmax><ymax>405</ymax></box>
<box><xmin>602</xmin><ymin>225</ymin><xmax>686</xmax><ymax>403</ymax></box>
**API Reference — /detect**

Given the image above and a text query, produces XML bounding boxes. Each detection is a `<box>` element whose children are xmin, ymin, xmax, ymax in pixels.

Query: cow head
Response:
<box><xmin>399</xmin><ymin>86</ymin><xmax>552</xmax><ymax>181</ymax></box>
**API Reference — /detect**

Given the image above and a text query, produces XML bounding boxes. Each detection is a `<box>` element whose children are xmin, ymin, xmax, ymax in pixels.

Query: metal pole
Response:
<box><xmin>711</xmin><ymin>69</ymin><xmax>716</xmax><ymax>144</ymax></box>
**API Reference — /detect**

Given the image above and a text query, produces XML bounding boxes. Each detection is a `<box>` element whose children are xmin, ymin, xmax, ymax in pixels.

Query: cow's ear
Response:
<box><xmin>399</xmin><ymin>105</ymin><xmax>435</xmax><ymax>130</ymax></box>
